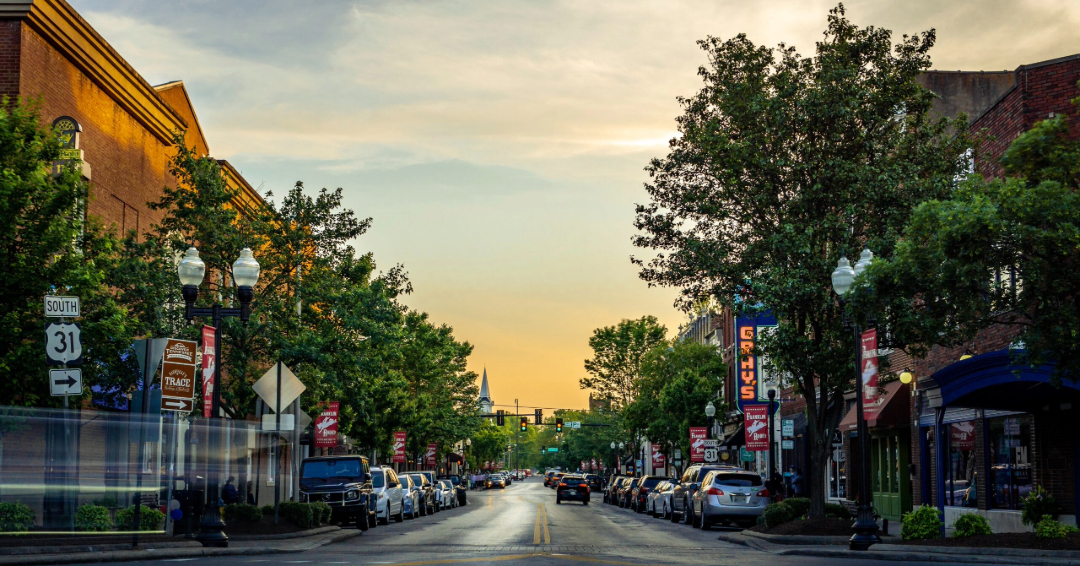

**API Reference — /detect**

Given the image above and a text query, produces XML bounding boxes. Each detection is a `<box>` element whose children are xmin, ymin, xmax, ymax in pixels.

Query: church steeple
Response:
<box><xmin>478</xmin><ymin>368</ymin><xmax>493</xmax><ymax>414</ymax></box>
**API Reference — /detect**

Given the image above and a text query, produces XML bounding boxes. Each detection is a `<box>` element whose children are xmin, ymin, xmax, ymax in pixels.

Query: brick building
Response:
<box><xmin>0</xmin><ymin>0</ymin><xmax>273</xmax><ymax>528</ymax></box>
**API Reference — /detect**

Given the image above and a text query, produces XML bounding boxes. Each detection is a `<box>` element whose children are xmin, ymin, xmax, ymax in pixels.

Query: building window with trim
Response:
<box><xmin>988</xmin><ymin>415</ymin><xmax>1031</xmax><ymax>510</ymax></box>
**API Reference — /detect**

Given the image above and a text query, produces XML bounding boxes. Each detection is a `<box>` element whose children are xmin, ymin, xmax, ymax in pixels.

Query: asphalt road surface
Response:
<box><xmin>111</xmin><ymin>479</ymin><xmax>1000</xmax><ymax>566</ymax></box>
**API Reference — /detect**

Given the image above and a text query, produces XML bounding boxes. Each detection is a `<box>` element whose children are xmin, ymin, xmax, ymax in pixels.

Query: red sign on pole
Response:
<box><xmin>651</xmin><ymin>445</ymin><xmax>665</xmax><ymax>468</ymax></box>
<box><xmin>950</xmin><ymin>421</ymin><xmax>975</xmax><ymax>450</ymax></box>
<box><xmin>201</xmin><ymin>326</ymin><xmax>215</xmax><ymax>418</ymax></box>
<box><xmin>689</xmin><ymin>427</ymin><xmax>707</xmax><ymax>462</ymax></box>
<box><xmin>393</xmin><ymin>431</ymin><xmax>407</xmax><ymax>463</ymax></box>
<box><xmin>425</xmin><ymin>443</ymin><xmax>437</xmax><ymax>468</ymax></box>
<box><xmin>314</xmin><ymin>401</ymin><xmax>339</xmax><ymax>448</ymax></box>
<box><xmin>861</xmin><ymin>329</ymin><xmax>880</xmax><ymax>421</ymax></box>
<box><xmin>744</xmin><ymin>404</ymin><xmax>769</xmax><ymax>451</ymax></box>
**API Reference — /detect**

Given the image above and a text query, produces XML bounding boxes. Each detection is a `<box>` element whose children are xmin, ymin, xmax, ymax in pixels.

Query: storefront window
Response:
<box><xmin>946</xmin><ymin>420</ymin><xmax>977</xmax><ymax>507</ymax></box>
<box><xmin>988</xmin><ymin>415</ymin><xmax>1032</xmax><ymax>510</ymax></box>
<box><xmin>828</xmin><ymin>446</ymin><xmax>846</xmax><ymax>499</ymax></box>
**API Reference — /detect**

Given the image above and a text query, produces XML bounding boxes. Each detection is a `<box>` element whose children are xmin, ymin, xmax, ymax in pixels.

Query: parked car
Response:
<box><xmin>438</xmin><ymin>474</ymin><xmax>468</xmax><ymax>506</ymax></box>
<box><xmin>299</xmin><ymin>455</ymin><xmax>377</xmax><ymax>530</ymax></box>
<box><xmin>486</xmin><ymin>474</ymin><xmax>507</xmax><ymax>489</ymax></box>
<box><xmin>585</xmin><ymin>474</ymin><xmax>603</xmax><ymax>493</ymax></box>
<box><xmin>556</xmin><ymin>474</ymin><xmax>590</xmax><ymax>505</ymax></box>
<box><xmin>646</xmin><ymin>480</ymin><xmax>675</xmax><ymax>518</ymax></box>
<box><xmin>630</xmin><ymin>475</ymin><xmax>663</xmax><ymax>513</ymax></box>
<box><xmin>618</xmin><ymin>477</ymin><xmax>640</xmax><ymax>508</ymax></box>
<box><xmin>400</xmin><ymin>474</ymin><xmax>422</xmax><ymax>519</ymax></box>
<box><xmin>689</xmin><ymin>469</ymin><xmax>769</xmax><ymax>529</ymax></box>
<box><xmin>670</xmin><ymin>464</ymin><xmax>730</xmax><ymax>524</ymax></box>
<box><xmin>604</xmin><ymin>476</ymin><xmax>624</xmax><ymax>504</ymax></box>
<box><xmin>408</xmin><ymin>473</ymin><xmax>438</xmax><ymax>515</ymax></box>
<box><xmin>372</xmin><ymin>466</ymin><xmax>405</xmax><ymax>524</ymax></box>
<box><xmin>436</xmin><ymin>479</ymin><xmax>457</xmax><ymax>509</ymax></box>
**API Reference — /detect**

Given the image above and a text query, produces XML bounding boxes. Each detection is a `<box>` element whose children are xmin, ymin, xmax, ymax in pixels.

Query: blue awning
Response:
<box><xmin>923</xmin><ymin>349</ymin><xmax>1079</xmax><ymax>411</ymax></box>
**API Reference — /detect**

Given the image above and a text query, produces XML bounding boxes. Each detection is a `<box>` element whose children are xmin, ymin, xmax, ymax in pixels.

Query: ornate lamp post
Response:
<box><xmin>832</xmin><ymin>248</ymin><xmax>881</xmax><ymax>551</ymax></box>
<box><xmin>705</xmin><ymin>401</ymin><xmax>716</xmax><ymax>440</ymax></box>
<box><xmin>177</xmin><ymin>246</ymin><xmax>260</xmax><ymax>548</ymax></box>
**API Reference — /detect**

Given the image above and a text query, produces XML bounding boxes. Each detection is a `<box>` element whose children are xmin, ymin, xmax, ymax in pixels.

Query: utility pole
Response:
<box><xmin>514</xmin><ymin>399</ymin><xmax>519</xmax><ymax>471</ymax></box>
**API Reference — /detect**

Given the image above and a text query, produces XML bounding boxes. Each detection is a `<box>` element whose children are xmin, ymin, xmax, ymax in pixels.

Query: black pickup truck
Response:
<box><xmin>299</xmin><ymin>455</ymin><xmax>377</xmax><ymax>530</ymax></box>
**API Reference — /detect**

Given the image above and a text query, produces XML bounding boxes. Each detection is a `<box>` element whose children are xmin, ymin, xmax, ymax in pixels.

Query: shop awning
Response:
<box><xmin>924</xmin><ymin>349</ymin><xmax>1080</xmax><ymax>411</ymax></box>
<box><xmin>720</xmin><ymin>424</ymin><xmax>744</xmax><ymax>447</ymax></box>
<box><xmin>839</xmin><ymin>380</ymin><xmax>910</xmax><ymax>431</ymax></box>
<box><xmin>447</xmin><ymin>453</ymin><xmax>465</xmax><ymax>463</ymax></box>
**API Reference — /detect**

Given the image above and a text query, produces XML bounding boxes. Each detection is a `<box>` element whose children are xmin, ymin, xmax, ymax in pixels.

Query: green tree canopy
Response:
<box><xmin>580</xmin><ymin>315</ymin><xmax>668</xmax><ymax>409</ymax></box>
<box><xmin>631</xmin><ymin>6</ymin><xmax>971</xmax><ymax>516</ymax></box>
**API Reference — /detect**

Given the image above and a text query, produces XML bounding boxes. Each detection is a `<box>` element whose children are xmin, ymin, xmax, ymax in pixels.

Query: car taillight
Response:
<box><xmin>706</xmin><ymin>487</ymin><xmax>725</xmax><ymax>496</ymax></box>
<box><xmin>639</xmin><ymin>488</ymin><xmax>649</xmax><ymax>494</ymax></box>
<box><xmin>756</xmin><ymin>488</ymin><xmax>770</xmax><ymax>497</ymax></box>
<box><xmin>559</xmin><ymin>483</ymin><xmax>567</xmax><ymax>487</ymax></box>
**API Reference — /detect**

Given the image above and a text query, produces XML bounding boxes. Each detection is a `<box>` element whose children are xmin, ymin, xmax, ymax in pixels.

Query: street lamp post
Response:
<box><xmin>705</xmin><ymin>401</ymin><xmax>716</xmax><ymax>441</ymax></box>
<box><xmin>832</xmin><ymin>249</ymin><xmax>881</xmax><ymax>551</ymax></box>
<box><xmin>618</xmin><ymin>441</ymin><xmax>625</xmax><ymax>475</ymax></box>
<box><xmin>177</xmin><ymin>246</ymin><xmax>260</xmax><ymax>548</ymax></box>
<box><xmin>767</xmin><ymin>389</ymin><xmax>776</xmax><ymax>483</ymax></box>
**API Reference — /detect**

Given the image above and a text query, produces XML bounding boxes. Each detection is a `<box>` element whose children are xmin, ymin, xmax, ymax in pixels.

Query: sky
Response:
<box><xmin>70</xmin><ymin>0</ymin><xmax>1080</xmax><ymax>410</ymax></box>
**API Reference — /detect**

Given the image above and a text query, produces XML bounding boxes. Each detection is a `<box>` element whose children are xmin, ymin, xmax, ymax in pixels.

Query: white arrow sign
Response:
<box><xmin>50</xmin><ymin>369</ymin><xmax>82</xmax><ymax>396</ymax></box>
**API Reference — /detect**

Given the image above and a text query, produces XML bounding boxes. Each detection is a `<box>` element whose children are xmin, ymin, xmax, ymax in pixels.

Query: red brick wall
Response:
<box><xmin>973</xmin><ymin>57</ymin><xmax>1080</xmax><ymax>179</ymax></box>
<box><xmin>0</xmin><ymin>21</ymin><xmax>19</xmax><ymax>100</ymax></box>
<box><xmin>17</xmin><ymin>25</ymin><xmax>174</xmax><ymax>239</ymax></box>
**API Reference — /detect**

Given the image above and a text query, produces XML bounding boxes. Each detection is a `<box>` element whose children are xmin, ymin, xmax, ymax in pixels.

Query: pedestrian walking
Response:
<box><xmin>222</xmin><ymin>476</ymin><xmax>240</xmax><ymax>505</ymax></box>
<box><xmin>792</xmin><ymin>468</ymin><xmax>804</xmax><ymax>497</ymax></box>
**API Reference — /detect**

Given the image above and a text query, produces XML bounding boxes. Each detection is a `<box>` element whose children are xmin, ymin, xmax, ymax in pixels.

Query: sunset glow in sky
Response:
<box><xmin>72</xmin><ymin>0</ymin><xmax>1080</xmax><ymax>410</ymax></box>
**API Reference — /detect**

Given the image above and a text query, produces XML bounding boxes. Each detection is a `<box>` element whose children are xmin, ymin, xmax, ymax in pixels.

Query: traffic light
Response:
<box><xmin>535</xmin><ymin>408</ymin><xmax>542</xmax><ymax>425</ymax></box>
<box><xmin>520</xmin><ymin>417</ymin><xmax>528</xmax><ymax>432</ymax></box>
<box><xmin>541</xmin><ymin>445</ymin><xmax>546</xmax><ymax>452</ymax></box>
<box><xmin>497</xmin><ymin>409</ymin><xmax>504</xmax><ymax>426</ymax></box>
<box><xmin>555</xmin><ymin>418</ymin><xmax>563</xmax><ymax>433</ymax></box>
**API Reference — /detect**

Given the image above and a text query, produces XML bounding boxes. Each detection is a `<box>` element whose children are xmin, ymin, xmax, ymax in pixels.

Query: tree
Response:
<box><xmin>631</xmin><ymin>6</ymin><xmax>971</xmax><ymax>516</ymax></box>
<box><xmin>624</xmin><ymin>339</ymin><xmax>726</xmax><ymax>465</ymax></box>
<box><xmin>580</xmin><ymin>316</ymin><xmax>668</xmax><ymax>409</ymax></box>
<box><xmin>859</xmin><ymin>101</ymin><xmax>1080</xmax><ymax>382</ymax></box>
<box><xmin>0</xmin><ymin>98</ymin><xmax>133</xmax><ymax>407</ymax></box>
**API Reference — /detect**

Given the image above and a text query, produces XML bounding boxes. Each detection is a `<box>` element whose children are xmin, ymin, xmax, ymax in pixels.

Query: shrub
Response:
<box><xmin>901</xmin><ymin>505</ymin><xmax>942</xmax><ymax>541</ymax></box>
<box><xmin>223</xmin><ymin>504</ymin><xmax>262</xmax><ymax>524</ymax></box>
<box><xmin>763</xmin><ymin>502</ymin><xmax>791</xmax><ymax>528</ymax></box>
<box><xmin>1035</xmin><ymin>515</ymin><xmax>1079</xmax><ymax>539</ymax></box>
<box><xmin>279</xmin><ymin>502</ymin><xmax>313</xmax><ymax>529</ymax></box>
<box><xmin>310</xmin><ymin>502</ymin><xmax>331</xmax><ymax>526</ymax></box>
<box><xmin>783</xmin><ymin>497</ymin><xmax>811</xmax><ymax>519</ymax></box>
<box><xmin>74</xmin><ymin>504</ymin><xmax>112</xmax><ymax>532</ymax></box>
<box><xmin>951</xmin><ymin>512</ymin><xmax>991</xmax><ymax>538</ymax></box>
<box><xmin>115</xmin><ymin>505</ymin><xmax>165</xmax><ymax>531</ymax></box>
<box><xmin>825</xmin><ymin>502</ymin><xmax>852</xmax><ymax>520</ymax></box>
<box><xmin>0</xmin><ymin>502</ymin><xmax>35</xmax><ymax>532</ymax></box>
<box><xmin>261</xmin><ymin>504</ymin><xmax>274</xmax><ymax>517</ymax></box>
<box><xmin>1022</xmin><ymin>485</ymin><xmax>1060</xmax><ymax>526</ymax></box>
<box><xmin>91</xmin><ymin>495</ymin><xmax>119</xmax><ymax>509</ymax></box>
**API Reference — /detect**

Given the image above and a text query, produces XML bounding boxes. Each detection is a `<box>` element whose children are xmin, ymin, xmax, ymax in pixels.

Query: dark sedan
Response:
<box><xmin>618</xmin><ymin>477</ymin><xmax>640</xmax><ymax>508</ymax></box>
<box><xmin>486</xmin><ymin>474</ymin><xmax>507</xmax><ymax>489</ymax></box>
<box><xmin>585</xmin><ymin>474</ymin><xmax>603</xmax><ymax>493</ymax></box>
<box><xmin>556</xmin><ymin>474</ymin><xmax>590</xmax><ymax>505</ymax></box>
<box><xmin>630</xmin><ymin>475</ymin><xmax>663</xmax><ymax>513</ymax></box>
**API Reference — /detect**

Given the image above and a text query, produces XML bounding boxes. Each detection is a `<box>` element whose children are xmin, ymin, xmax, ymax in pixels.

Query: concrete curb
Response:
<box><xmin>741</xmin><ymin>529</ymin><xmax>904</xmax><ymax>546</ymax></box>
<box><xmin>227</xmin><ymin>525</ymin><xmax>341</xmax><ymax>540</ymax></box>
<box><xmin>771</xmin><ymin>546</ymin><xmax>1080</xmax><ymax>566</ymax></box>
<box><xmin>0</xmin><ymin>528</ymin><xmax>362</xmax><ymax>565</ymax></box>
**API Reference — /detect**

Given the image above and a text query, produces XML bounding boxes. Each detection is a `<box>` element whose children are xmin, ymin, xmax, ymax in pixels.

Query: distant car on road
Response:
<box><xmin>618</xmin><ymin>477</ymin><xmax>640</xmax><ymax>508</ymax></box>
<box><xmin>400</xmin><ymin>474</ymin><xmax>422</xmax><ymax>519</ymax></box>
<box><xmin>372</xmin><ymin>466</ymin><xmax>405</xmax><ymax>524</ymax></box>
<box><xmin>436</xmin><ymin>479</ymin><xmax>457</xmax><ymax>509</ymax></box>
<box><xmin>689</xmin><ymin>469</ymin><xmax>769</xmax><ymax>529</ymax></box>
<box><xmin>584</xmin><ymin>474</ymin><xmax>603</xmax><ymax>493</ymax></box>
<box><xmin>438</xmin><ymin>474</ymin><xmax>468</xmax><ymax>506</ymax></box>
<box><xmin>556</xmin><ymin>474</ymin><xmax>590</xmax><ymax>505</ymax></box>
<box><xmin>646</xmin><ymin>480</ymin><xmax>675</xmax><ymax>518</ymax></box>
<box><xmin>604</xmin><ymin>476</ymin><xmax>624</xmax><ymax>504</ymax></box>
<box><xmin>486</xmin><ymin>474</ymin><xmax>507</xmax><ymax>489</ymax></box>
<box><xmin>409</xmin><ymin>473</ymin><xmax>438</xmax><ymax>515</ymax></box>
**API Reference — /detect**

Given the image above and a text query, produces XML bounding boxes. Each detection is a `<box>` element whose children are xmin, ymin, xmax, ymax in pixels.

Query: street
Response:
<box><xmin>105</xmin><ymin>480</ymin><xmax>1002</xmax><ymax>566</ymax></box>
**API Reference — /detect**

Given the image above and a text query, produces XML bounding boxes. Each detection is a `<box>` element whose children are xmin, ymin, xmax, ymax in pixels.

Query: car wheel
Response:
<box><xmin>358</xmin><ymin>511</ymin><xmax>369</xmax><ymax>531</ymax></box>
<box><xmin>396</xmin><ymin>503</ymin><xmax>405</xmax><ymax>523</ymax></box>
<box><xmin>682</xmin><ymin>500</ymin><xmax>693</xmax><ymax>525</ymax></box>
<box><xmin>556</xmin><ymin>496</ymin><xmax>562</xmax><ymax>504</ymax></box>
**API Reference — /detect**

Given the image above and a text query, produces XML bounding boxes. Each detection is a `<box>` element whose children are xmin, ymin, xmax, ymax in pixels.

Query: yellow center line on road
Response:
<box><xmin>532</xmin><ymin>502</ymin><xmax>550</xmax><ymax>544</ymax></box>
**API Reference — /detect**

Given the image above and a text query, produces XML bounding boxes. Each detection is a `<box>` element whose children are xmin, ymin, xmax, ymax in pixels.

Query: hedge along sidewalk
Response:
<box><xmin>718</xmin><ymin>531</ymin><xmax>1080</xmax><ymax>566</ymax></box>
<box><xmin>0</xmin><ymin>526</ymin><xmax>360</xmax><ymax>566</ymax></box>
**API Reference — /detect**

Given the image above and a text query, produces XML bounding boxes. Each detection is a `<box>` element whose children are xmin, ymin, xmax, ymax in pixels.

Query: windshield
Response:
<box><xmin>301</xmin><ymin>459</ymin><xmax>363</xmax><ymax>487</ymax></box>
<box><xmin>371</xmin><ymin>469</ymin><xmax>385</xmax><ymax>488</ymax></box>
<box><xmin>409</xmin><ymin>474</ymin><xmax>426</xmax><ymax>486</ymax></box>
<box><xmin>713</xmin><ymin>473</ymin><xmax>763</xmax><ymax>487</ymax></box>
<box><xmin>695</xmin><ymin>468</ymin><xmax>722</xmax><ymax>482</ymax></box>
<box><xmin>641</xmin><ymin>477</ymin><xmax>661</xmax><ymax>489</ymax></box>
<box><xmin>628</xmin><ymin>479</ymin><xmax>639</xmax><ymax>488</ymax></box>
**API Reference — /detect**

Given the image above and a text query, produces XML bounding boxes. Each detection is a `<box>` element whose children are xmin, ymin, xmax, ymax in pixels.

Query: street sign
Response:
<box><xmin>740</xmin><ymin>447</ymin><xmax>754</xmax><ymax>462</ymax></box>
<box><xmin>162</xmin><ymin>397</ymin><xmax>194</xmax><ymax>412</ymax></box>
<box><xmin>831</xmin><ymin>430</ymin><xmax>843</xmax><ymax>450</ymax></box>
<box><xmin>703</xmin><ymin>448</ymin><xmax>718</xmax><ymax>463</ymax></box>
<box><xmin>782</xmin><ymin>419</ymin><xmax>794</xmax><ymax>438</ymax></box>
<box><xmin>49</xmin><ymin>368</ymin><xmax>82</xmax><ymax>396</ymax></box>
<box><xmin>570</xmin><ymin>421</ymin><xmax>581</xmax><ymax>429</ymax></box>
<box><xmin>546</xmin><ymin>447</ymin><xmax>559</xmax><ymax>453</ymax></box>
<box><xmin>253</xmin><ymin>362</ymin><xmax>305</xmax><ymax>411</ymax></box>
<box><xmin>782</xmin><ymin>439</ymin><xmax>794</xmax><ymax>450</ymax></box>
<box><xmin>44</xmin><ymin>296</ymin><xmax>80</xmax><ymax>318</ymax></box>
<box><xmin>45</xmin><ymin>322</ymin><xmax>82</xmax><ymax>366</ymax></box>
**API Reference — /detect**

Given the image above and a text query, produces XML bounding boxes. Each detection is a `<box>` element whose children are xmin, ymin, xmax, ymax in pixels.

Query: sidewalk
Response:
<box><xmin>0</xmin><ymin>526</ymin><xmax>361</xmax><ymax>565</ymax></box>
<box><xmin>718</xmin><ymin>529</ymin><xmax>1080</xmax><ymax>566</ymax></box>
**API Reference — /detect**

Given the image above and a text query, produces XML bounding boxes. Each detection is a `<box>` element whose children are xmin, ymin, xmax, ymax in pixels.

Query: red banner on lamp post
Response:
<box><xmin>200</xmin><ymin>326</ymin><xmax>215</xmax><ymax>418</ymax></box>
<box><xmin>651</xmin><ymin>444</ymin><xmax>666</xmax><ymax>468</ymax></box>
<box><xmin>393</xmin><ymin>431</ymin><xmax>407</xmax><ymax>463</ymax></box>
<box><xmin>744</xmin><ymin>404</ymin><xmax>769</xmax><ymax>451</ymax></box>
<box><xmin>689</xmin><ymin>427</ymin><xmax>707</xmax><ymax>462</ymax></box>
<box><xmin>425</xmin><ymin>443</ymin><xmax>437</xmax><ymax>468</ymax></box>
<box><xmin>314</xmin><ymin>401</ymin><xmax>339</xmax><ymax>448</ymax></box>
<box><xmin>861</xmin><ymin>329</ymin><xmax>881</xmax><ymax>421</ymax></box>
